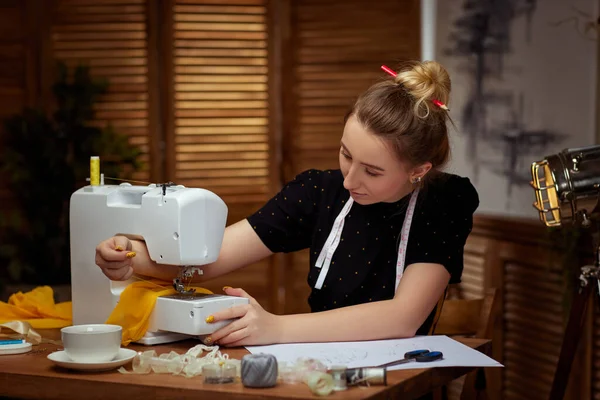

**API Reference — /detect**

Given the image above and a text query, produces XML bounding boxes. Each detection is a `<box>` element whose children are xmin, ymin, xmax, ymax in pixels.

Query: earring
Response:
<box><xmin>411</xmin><ymin>176</ymin><xmax>422</xmax><ymax>184</ymax></box>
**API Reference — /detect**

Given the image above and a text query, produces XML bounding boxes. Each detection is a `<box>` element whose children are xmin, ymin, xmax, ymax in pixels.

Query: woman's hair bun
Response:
<box><xmin>394</xmin><ymin>60</ymin><xmax>451</xmax><ymax>118</ymax></box>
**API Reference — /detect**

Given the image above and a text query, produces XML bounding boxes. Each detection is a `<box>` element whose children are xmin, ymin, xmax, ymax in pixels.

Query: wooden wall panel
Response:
<box><xmin>594</xmin><ymin>311</ymin><xmax>600</xmax><ymax>399</ymax></box>
<box><xmin>0</xmin><ymin>0</ymin><xmax>33</xmax><ymax>208</ymax></box>
<box><xmin>502</xmin><ymin>259</ymin><xmax>564</xmax><ymax>400</ymax></box>
<box><xmin>0</xmin><ymin>2</ymin><xmax>27</xmax><ymax>117</ymax></box>
<box><xmin>465</xmin><ymin>215</ymin><xmax>594</xmax><ymax>400</ymax></box>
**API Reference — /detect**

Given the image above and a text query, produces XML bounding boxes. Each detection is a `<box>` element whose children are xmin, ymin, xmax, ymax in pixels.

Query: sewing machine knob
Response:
<box><xmin>581</xmin><ymin>211</ymin><xmax>592</xmax><ymax>228</ymax></box>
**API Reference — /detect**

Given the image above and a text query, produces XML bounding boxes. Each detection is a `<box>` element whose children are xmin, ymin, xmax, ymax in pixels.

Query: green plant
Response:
<box><xmin>0</xmin><ymin>61</ymin><xmax>143</xmax><ymax>289</ymax></box>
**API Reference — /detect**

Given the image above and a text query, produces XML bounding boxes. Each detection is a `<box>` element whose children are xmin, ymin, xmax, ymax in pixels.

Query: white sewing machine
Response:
<box><xmin>69</xmin><ymin>180</ymin><xmax>249</xmax><ymax>345</ymax></box>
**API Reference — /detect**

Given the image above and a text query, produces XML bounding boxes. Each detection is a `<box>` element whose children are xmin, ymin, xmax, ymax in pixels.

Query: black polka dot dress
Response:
<box><xmin>246</xmin><ymin>169</ymin><xmax>479</xmax><ymax>334</ymax></box>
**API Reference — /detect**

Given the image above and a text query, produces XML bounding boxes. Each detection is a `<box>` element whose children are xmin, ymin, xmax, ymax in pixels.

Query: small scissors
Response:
<box><xmin>377</xmin><ymin>349</ymin><xmax>443</xmax><ymax>368</ymax></box>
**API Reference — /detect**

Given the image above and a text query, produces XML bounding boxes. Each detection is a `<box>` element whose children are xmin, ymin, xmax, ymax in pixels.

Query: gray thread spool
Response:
<box><xmin>241</xmin><ymin>353</ymin><xmax>278</xmax><ymax>388</ymax></box>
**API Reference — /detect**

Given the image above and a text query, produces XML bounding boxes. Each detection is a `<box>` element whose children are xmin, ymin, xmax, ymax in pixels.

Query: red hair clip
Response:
<box><xmin>380</xmin><ymin>65</ymin><xmax>449</xmax><ymax>111</ymax></box>
<box><xmin>432</xmin><ymin>99</ymin><xmax>449</xmax><ymax>111</ymax></box>
<box><xmin>381</xmin><ymin>64</ymin><xmax>397</xmax><ymax>77</ymax></box>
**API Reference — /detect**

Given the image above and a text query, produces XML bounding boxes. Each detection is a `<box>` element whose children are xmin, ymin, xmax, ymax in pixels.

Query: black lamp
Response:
<box><xmin>530</xmin><ymin>145</ymin><xmax>600</xmax><ymax>400</ymax></box>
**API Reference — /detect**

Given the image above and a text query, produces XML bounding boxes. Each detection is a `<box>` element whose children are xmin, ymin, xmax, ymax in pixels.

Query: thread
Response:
<box><xmin>241</xmin><ymin>354</ymin><xmax>278</xmax><ymax>388</ymax></box>
<box><xmin>90</xmin><ymin>156</ymin><xmax>100</xmax><ymax>186</ymax></box>
<box><xmin>131</xmin><ymin>275</ymin><xmax>169</xmax><ymax>289</ymax></box>
<box><xmin>203</xmin><ymin>363</ymin><xmax>236</xmax><ymax>384</ymax></box>
<box><xmin>103</xmin><ymin>176</ymin><xmax>153</xmax><ymax>185</ymax></box>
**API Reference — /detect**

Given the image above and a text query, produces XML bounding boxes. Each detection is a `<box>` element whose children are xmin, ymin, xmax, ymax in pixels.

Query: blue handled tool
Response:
<box><xmin>377</xmin><ymin>349</ymin><xmax>443</xmax><ymax>368</ymax></box>
<box><xmin>0</xmin><ymin>339</ymin><xmax>25</xmax><ymax>345</ymax></box>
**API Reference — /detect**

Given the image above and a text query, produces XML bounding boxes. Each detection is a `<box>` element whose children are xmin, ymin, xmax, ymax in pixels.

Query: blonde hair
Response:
<box><xmin>347</xmin><ymin>60</ymin><xmax>452</xmax><ymax>171</ymax></box>
<box><xmin>394</xmin><ymin>61</ymin><xmax>451</xmax><ymax>119</ymax></box>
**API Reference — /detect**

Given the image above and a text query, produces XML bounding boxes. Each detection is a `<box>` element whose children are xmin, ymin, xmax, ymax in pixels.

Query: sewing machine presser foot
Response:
<box><xmin>173</xmin><ymin>266</ymin><xmax>203</xmax><ymax>295</ymax></box>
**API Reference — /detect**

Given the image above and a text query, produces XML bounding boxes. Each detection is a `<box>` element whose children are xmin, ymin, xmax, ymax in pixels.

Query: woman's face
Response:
<box><xmin>339</xmin><ymin>115</ymin><xmax>427</xmax><ymax>205</ymax></box>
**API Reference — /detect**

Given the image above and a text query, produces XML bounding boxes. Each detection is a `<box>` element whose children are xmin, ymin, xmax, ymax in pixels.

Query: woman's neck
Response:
<box><xmin>386</xmin><ymin>183</ymin><xmax>416</xmax><ymax>204</ymax></box>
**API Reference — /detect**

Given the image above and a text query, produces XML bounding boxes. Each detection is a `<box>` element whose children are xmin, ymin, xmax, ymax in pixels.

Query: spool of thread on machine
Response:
<box><xmin>241</xmin><ymin>354</ymin><xmax>278</xmax><ymax>388</ymax></box>
<box><xmin>90</xmin><ymin>156</ymin><xmax>100</xmax><ymax>186</ymax></box>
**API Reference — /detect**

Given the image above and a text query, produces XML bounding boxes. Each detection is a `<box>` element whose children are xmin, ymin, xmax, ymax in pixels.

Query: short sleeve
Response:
<box><xmin>246</xmin><ymin>169</ymin><xmax>323</xmax><ymax>253</ymax></box>
<box><xmin>404</xmin><ymin>176</ymin><xmax>479</xmax><ymax>284</ymax></box>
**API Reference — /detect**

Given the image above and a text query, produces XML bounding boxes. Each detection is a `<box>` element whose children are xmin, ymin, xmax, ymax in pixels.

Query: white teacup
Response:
<box><xmin>61</xmin><ymin>324</ymin><xmax>122</xmax><ymax>363</ymax></box>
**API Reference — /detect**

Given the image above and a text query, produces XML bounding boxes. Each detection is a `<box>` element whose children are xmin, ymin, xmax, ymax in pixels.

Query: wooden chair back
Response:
<box><xmin>435</xmin><ymin>288</ymin><xmax>498</xmax><ymax>339</ymax></box>
<box><xmin>432</xmin><ymin>288</ymin><xmax>500</xmax><ymax>400</ymax></box>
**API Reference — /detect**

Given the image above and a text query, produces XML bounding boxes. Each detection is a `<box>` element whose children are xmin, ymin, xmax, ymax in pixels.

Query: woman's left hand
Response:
<box><xmin>206</xmin><ymin>287</ymin><xmax>282</xmax><ymax>347</ymax></box>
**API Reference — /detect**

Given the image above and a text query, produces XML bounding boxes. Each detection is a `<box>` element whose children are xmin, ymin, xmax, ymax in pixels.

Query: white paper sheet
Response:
<box><xmin>245</xmin><ymin>335</ymin><xmax>502</xmax><ymax>371</ymax></box>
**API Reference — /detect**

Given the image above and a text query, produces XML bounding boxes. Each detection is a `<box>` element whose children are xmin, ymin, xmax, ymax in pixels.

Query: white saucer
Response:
<box><xmin>0</xmin><ymin>342</ymin><xmax>32</xmax><ymax>355</ymax></box>
<box><xmin>47</xmin><ymin>348</ymin><xmax>137</xmax><ymax>372</ymax></box>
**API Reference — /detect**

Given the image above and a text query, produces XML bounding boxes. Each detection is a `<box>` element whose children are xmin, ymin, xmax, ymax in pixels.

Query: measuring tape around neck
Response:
<box><xmin>314</xmin><ymin>188</ymin><xmax>420</xmax><ymax>293</ymax></box>
<box><xmin>394</xmin><ymin>188</ymin><xmax>419</xmax><ymax>292</ymax></box>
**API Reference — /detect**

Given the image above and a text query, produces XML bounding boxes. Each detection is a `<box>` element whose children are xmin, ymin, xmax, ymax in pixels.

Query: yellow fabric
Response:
<box><xmin>0</xmin><ymin>286</ymin><xmax>72</xmax><ymax>329</ymax></box>
<box><xmin>105</xmin><ymin>280</ymin><xmax>213</xmax><ymax>346</ymax></box>
<box><xmin>0</xmin><ymin>282</ymin><xmax>213</xmax><ymax>347</ymax></box>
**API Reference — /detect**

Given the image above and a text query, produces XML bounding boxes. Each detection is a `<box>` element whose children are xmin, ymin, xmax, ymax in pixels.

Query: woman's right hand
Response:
<box><xmin>95</xmin><ymin>236</ymin><xmax>137</xmax><ymax>281</ymax></box>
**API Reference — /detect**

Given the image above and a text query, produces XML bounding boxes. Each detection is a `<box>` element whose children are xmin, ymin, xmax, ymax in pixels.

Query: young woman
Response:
<box><xmin>95</xmin><ymin>60</ymin><xmax>479</xmax><ymax>347</ymax></box>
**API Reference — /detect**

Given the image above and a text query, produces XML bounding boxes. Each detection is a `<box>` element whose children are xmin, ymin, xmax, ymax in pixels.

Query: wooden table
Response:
<box><xmin>0</xmin><ymin>330</ymin><xmax>491</xmax><ymax>400</ymax></box>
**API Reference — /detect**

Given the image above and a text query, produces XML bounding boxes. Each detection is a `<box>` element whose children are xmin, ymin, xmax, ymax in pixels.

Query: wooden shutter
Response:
<box><xmin>502</xmin><ymin>257</ymin><xmax>565</xmax><ymax>399</ymax></box>
<box><xmin>451</xmin><ymin>235</ymin><xmax>487</xmax><ymax>300</ymax></box>
<box><xmin>51</xmin><ymin>0</ymin><xmax>151</xmax><ymax>181</ymax></box>
<box><xmin>282</xmin><ymin>0</ymin><xmax>421</xmax><ymax>314</ymax></box>
<box><xmin>284</xmin><ymin>0</ymin><xmax>421</xmax><ymax>178</ymax></box>
<box><xmin>594</xmin><ymin>311</ymin><xmax>600</xmax><ymax>399</ymax></box>
<box><xmin>0</xmin><ymin>0</ymin><xmax>30</xmax><ymax>208</ymax></box>
<box><xmin>0</xmin><ymin>1</ymin><xmax>29</xmax><ymax>119</ymax></box>
<box><xmin>169</xmin><ymin>0</ymin><xmax>270</xmax><ymax>208</ymax></box>
<box><xmin>166</xmin><ymin>0</ymin><xmax>277</xmax><ymax>309</ymax></box>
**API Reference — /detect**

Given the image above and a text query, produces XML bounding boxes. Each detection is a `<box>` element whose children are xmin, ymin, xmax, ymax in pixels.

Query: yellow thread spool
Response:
<box><xmin>90</xmin><ymin>156</ymin><xmax>100</xmax><ymax>186</ymax></box>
